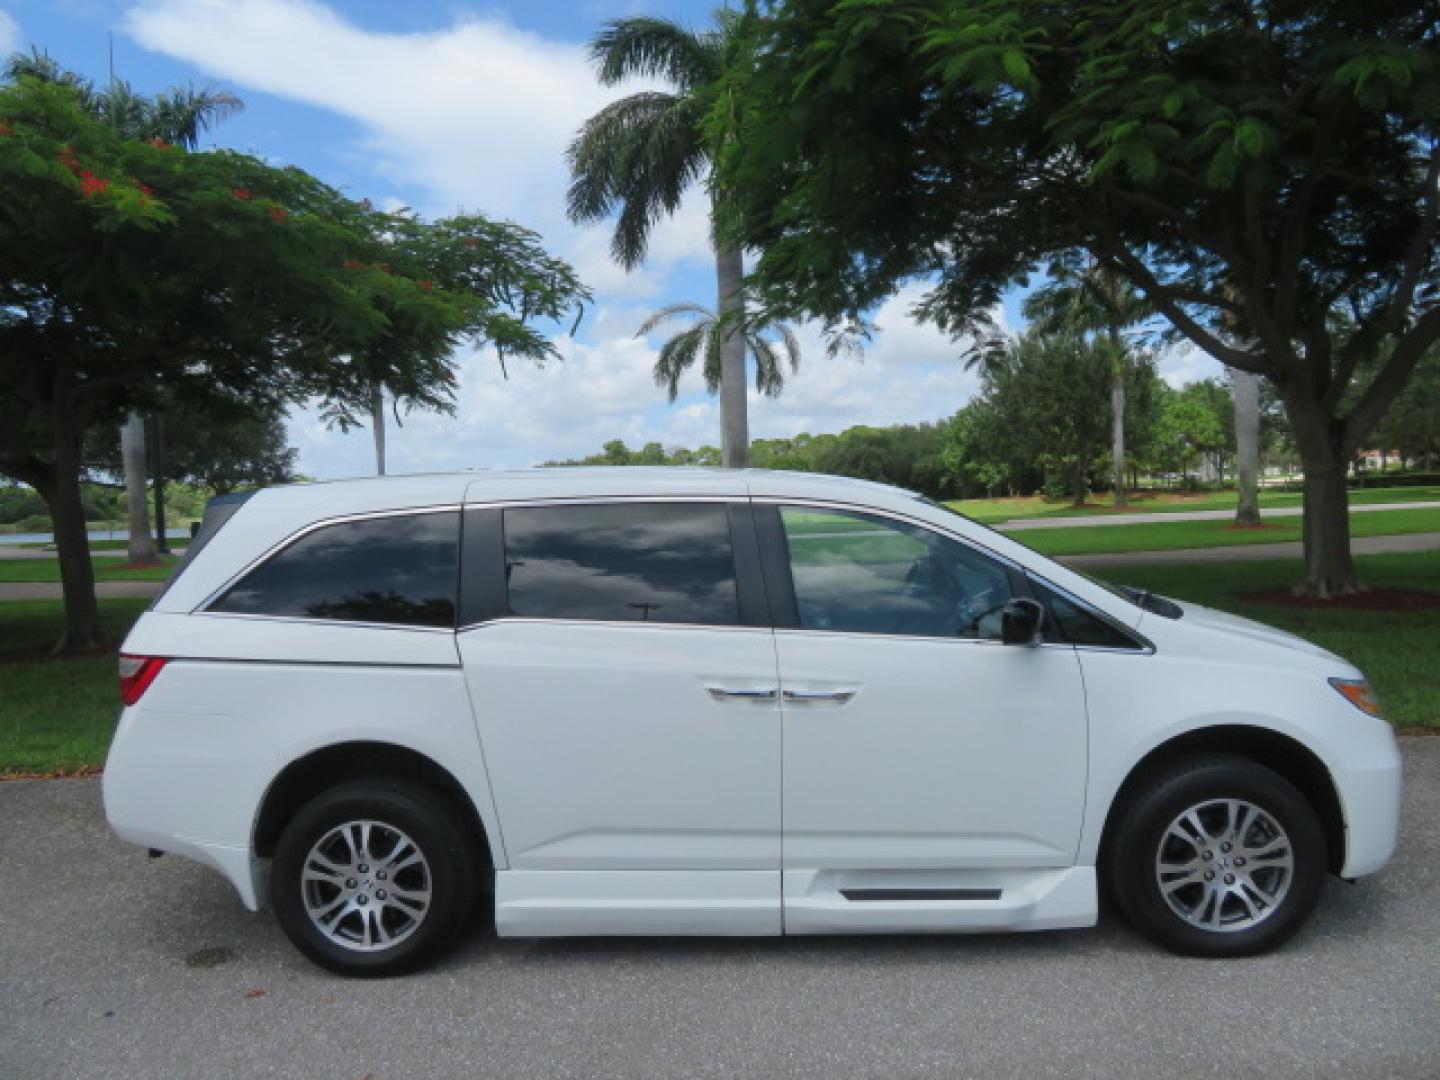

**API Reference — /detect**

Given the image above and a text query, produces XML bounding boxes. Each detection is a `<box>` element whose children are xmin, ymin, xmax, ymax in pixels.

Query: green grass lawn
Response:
<box><xmin>1</xmin><ymin>548</ymin><xmax>1434</xmax><ymax>775</ymax></box>
<box><xmin>947</xmin><ymin>484</ymin><xmax>1440</xmax><ymax>524</ymax></box>
<box><xmin>0</xmin><ymin>556</ymin><xmax>177</xmax><ymax>583</ymax></box>
<box><xmin>0</xmin><ymin>598</ymin><xmax>149</xmax><ymax>775</ymax></box>
<box><xmin>1007</xmin><ymin>506</ymin><xmax>1440</xmax><ymax>557</ymax></box>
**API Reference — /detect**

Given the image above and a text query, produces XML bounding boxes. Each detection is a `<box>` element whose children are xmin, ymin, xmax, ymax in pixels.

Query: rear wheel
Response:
<box><xmin>1104</xmin><ymin>756</ymin><xmax>1326</xmax><ymax>957</ymax></box>
<box><xmin>272</xmin><ymin>779</ymin><xmax>479</xmax><ymax>976</ymax></box>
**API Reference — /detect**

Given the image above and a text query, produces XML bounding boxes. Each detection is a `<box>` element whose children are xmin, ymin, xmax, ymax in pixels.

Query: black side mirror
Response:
<box><xmin>999</xmin><ymin>598</ymin><xmax>1044</xmax><ymax>646</ymax></box>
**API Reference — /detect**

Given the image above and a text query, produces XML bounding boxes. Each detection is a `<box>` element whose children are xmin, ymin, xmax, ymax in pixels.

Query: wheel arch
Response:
<box><xmin>253</xmin><ymin>741</ymin><xmax>493</xmax><ymax>871</ymax></box>
<box><xmin>1096</xmin><ymin>725</ymin><xmax>1346</xmax><ymax>876</ymax></box>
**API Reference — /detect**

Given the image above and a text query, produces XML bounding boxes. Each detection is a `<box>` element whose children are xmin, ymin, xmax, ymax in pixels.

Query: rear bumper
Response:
<box><xmin>102</xmin><ymin>704</ymin><xmax>270</xmax><ymax>911</ymax></box>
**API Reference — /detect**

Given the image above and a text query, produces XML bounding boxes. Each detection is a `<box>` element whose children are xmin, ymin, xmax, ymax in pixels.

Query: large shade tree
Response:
<box><xmin>0</xmin><ymin>79</ymin><xmax>584</xmax><ymax>651</ymax></box>
<box><xmin>716</xmin><ymin>0</ymin><xmax>1440</xmax><ymax>596</ymax></box>
<box><xmin>569</xmin><ymin>13</ymin><xmax>765</xmax><ymax>466</ymax></box>
<box><xmin>6</xmin><ymin>50</ymin><xmax>245</xmax><ymax>563</ymax></box>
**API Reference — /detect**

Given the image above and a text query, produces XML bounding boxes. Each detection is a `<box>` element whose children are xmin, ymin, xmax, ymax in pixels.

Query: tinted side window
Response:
<box><xmin>212</xmin><ymin>512</ymin><xmax>459</xmax><ymax>628</ymax></box>
<box><xmin>503</xmin><ymin>503</ymin><xmax>738</xmax><ymax>626</ymax></box>
<box><xmin>1041</xmin><ymin>586</ymin><xmax>1141</xmax><ymax>649</ymax></box>
<box><xmin>780</xmin><ymin>507</ymin><xmax>1014</xmax><ymax>638</ymax></box>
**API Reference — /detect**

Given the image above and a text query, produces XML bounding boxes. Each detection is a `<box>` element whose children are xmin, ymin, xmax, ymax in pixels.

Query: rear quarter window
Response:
<box><xmin>210</xmin><ymin>511</ymin><xmax>460</xmax><ymax>628</ymax></box>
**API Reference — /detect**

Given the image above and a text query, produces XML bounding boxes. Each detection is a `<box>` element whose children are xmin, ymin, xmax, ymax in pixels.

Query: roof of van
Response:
<box><xmin>250</xmin><ymin>467</ymin><xmax>921</xmax><ymax>510</ymax></box>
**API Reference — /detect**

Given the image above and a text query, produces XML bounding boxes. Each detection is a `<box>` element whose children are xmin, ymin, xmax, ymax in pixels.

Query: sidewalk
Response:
<box><xmin>1057</xmin><ymin>530</ymin><xmax>1440</xmax><ymax>570</ymax></box>
<box><xmin>1002</xmin><ymin>499</ymin><xmax>1440</xmax><ymax>530</ymax></box>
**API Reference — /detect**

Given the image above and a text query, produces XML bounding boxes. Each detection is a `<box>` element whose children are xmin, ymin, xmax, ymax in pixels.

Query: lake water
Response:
<box><xmin>0</xmin><ymin>528</ymin><xmax>191</xmax><ymax>546</ymax></box>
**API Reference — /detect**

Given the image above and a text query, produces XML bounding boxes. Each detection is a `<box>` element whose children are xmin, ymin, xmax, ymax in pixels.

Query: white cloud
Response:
<box><xmin>124</xmin><ymin>0</ymin><xmax>712</xmax><ymax>273</ymax></box>
<box><xmin>0</xmin><ymin>10</ymin><xmax>20</xmax><ymax>56</ymax></box>
<box><xmin>1158</xmin><ymin>342</ymin><xmax>1224</xmax><ymax>388</ymax></box>
<box><xmin>288</xmin><ymin>311</ymin><xmax>984</xmax><ymax>478</ymax></box>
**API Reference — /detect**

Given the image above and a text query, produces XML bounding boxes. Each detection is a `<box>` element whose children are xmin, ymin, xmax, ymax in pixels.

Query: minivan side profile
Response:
<box><xmin>104</xmin><ymin>469</ymin><xmax>1402</xmax><ymax>974</ymax></box>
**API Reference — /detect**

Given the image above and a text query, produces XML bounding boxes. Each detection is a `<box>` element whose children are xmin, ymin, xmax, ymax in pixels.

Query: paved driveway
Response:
<box><xmin>3</xmin><ymin>740</ymin><xmax>1438</xmax><ymax>1079</ymax></box>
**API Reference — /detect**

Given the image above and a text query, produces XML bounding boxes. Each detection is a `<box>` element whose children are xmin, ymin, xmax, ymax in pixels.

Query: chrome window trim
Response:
<box><xmin>468</xmin><ymin>494</ymin><xmax>738</xmax><ymax>508</ymax></box>
<box><xmin>456</xmin><ymin>616</ymin><xmax>773</xmax><ymax>635</ymax></box>
<box><xmin>196</xmin><ymin>504</ymin><xmax>463</xmax><ymax>621</ymax></box>
<box><xmin>756</xmin><ymin>495</ymin><xmax>1153</xmax><ymax>653</ymax></box>
<box><xmin>191</xmin><ymin>610</ymin><xmax>457</xmax><ymax>635</ymax></box>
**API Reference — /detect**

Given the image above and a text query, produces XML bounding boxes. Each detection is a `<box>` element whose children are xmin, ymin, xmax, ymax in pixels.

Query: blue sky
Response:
<box><xmin>5</xmin><ymin>0</ymin><xmax>1217</xmax><ymax>479</ymax></box>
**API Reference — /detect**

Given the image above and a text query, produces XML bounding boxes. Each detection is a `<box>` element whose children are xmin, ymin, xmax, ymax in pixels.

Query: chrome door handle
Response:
<box><xmin>782</xmin><ymin>688</ymin><xmax>857</xmax><ymax>704</ymax></box>
<box><xmin>706</xmin><ymin>686</ymin><xmax>778</xmax><ymax>702</ymax></box>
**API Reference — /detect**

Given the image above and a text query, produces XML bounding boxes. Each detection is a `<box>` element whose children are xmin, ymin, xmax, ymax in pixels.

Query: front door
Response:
<box><xmin>767</xmin><ymin>505</ymin><xmax>1089</xmax><ymax>928</ymax></box>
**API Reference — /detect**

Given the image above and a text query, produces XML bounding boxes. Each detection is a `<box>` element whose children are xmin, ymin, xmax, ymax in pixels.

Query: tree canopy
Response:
<box><xmin>0</xmin><ymin>74</ymin><xmax>586</xmax><ymax>649</ymax></box>
<box><xmin>715</xmin><ymin>0</ymin><xmax>1440</xmax><ymax>595</ymax></box>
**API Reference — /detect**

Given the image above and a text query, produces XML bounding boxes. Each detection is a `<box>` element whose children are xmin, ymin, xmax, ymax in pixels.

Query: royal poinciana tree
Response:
<box><xmin>0</xmin><ymin>78</ymin><xmax>585</xmax><ymax>651</ymax></box>
<box><xmin>716</xmin><ymin>0</ymin><xmax>1440</xmax><ymax>596</ymax></box>
<box><xmin>330</xmin><ymin>211</ymin><xmax>589</xmax><ymax>475</ymax></box>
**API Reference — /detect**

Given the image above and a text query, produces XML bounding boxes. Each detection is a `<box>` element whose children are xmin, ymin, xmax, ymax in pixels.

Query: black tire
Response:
<box><xmin>271</xmin><ymin>778</ymin><xmax>480</xmax><ymax>976</ymax></box>
<box><xmin>1103</xmin><ymin>755</ymin><xmax>1327</xmax><ymax>958</ymax></box>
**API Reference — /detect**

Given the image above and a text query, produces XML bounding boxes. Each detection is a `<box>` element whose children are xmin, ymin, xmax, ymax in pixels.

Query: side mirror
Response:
<box><xmin>999</xmin><ymin>598</ymin><xmax>1044</xmax><ymax>646</ymax></box>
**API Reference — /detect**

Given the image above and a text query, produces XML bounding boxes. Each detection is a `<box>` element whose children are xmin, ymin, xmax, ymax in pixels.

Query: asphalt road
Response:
<box><xmin>3</xmin><ymin>740</ymin><xmax>1438</xmax><ymax>1080</ymax></box>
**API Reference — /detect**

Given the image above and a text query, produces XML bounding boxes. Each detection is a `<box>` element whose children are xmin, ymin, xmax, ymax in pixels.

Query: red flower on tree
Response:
<box><xmin>79</xmin><ymin>170</ymin><xmax>110</xmax><ymax>197</ymax></box>
<box><xmin>58</xmin><ymin>146</ymin><xmax>79</xmax><ymax>173</ymax></box>
<box><xmin>148</xmin><ymin>137</ymin><xmax>170</xmax><ymax>149</ymax></box>
<box><xmin>0</xmin><ymin>120</ymin><xmax>13</xmax><ymax>137</ymax></box>
<box><xmin>138</xmin><ymin>183</ymin><xmax>155</xmax><ymax>196</ymax></box>
<box><xmin>417</xmin><ymin>279</ymin><xmax>434</xmax><ymax>291</ymax></box>
<box><xmin>232</xmin><ymin>187</ymin><xmax>252</xmax><ymax>200</ymax></box>
<box><xmin>267</xmin><ymin>205</ymin><xmax>289</xmax><ymax>222</ymax></box>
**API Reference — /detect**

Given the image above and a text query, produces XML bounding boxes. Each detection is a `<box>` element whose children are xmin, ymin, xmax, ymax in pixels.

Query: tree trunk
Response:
<box><xmin>1110</xmin><ymin>359</ymin><xmax>1127</xmax><ymax>508</ymax></box>
<box><xmin>1070</xmin><ymin>462</ymin><xmax>1089</xmax><ymax>507</ymax></box>
<box><xmin>715</xmin><ymin>244</ymin><xmax>749</xmax><ymax>468</ymax></box>
<box><xmin>149</xmin><ymin>415</ymin><xmax>171</xmax><ymax>555</ymax></box>
<box><xmin>371</xmin><ymin>381</ymin><xmax>386</xmax><ymax>476</ymax></box>
<box><xmin>1284</xmin><ymin>391</ymin><xmax>1360</xmax><ymax>597</ymax></box>
<box><xmin>120</xmin><ymin>412</ymin><xmax>159</xmax><ymax>565</ymax></box>
<box><xmin>1233</xmin><ymin>370</ymin><xmax>1262</xmax><ymax>526</ymax></box>
<box><xmin>44</xmin><ymin>399</ymin><xmax>104</xmax><ymax>652</ymax></box>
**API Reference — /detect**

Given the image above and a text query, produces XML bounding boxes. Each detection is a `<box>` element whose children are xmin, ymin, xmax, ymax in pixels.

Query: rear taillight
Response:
<box><xmin>118</xmin><ymin>654</ymin><xmax>168</xmax><ymax>706</ymax></box>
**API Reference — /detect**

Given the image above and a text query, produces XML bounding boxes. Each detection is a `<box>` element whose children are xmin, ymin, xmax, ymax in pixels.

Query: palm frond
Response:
<box><xmin>146</xmin><ymin>86</ymin><xmax>244</xmax><ymax>148</ymax></box>
<box><xmin>702</xmin><ymin>321</ymin><xmax>724</xmax><ymax>395</ymax></box>
<box><xmin>750</xmin><ymin>335</ymin><xmax>785</xmax><ymax>397</ymax></box>
<box><xmin>635</xmin><ymin>302</ymin><xmax>713</xmax><ymax>337</ymax></box>
<box><xmin>590</xmin><ymin>17</ymin><xmax>721</xmax><ymax>91</ymax></box>
<box><xmin>653</xmin><ymin>324</ymin><xmax>708</xmax><ymax>401</ymax></box>
<box><xmin>566</xmin><ymin>92</ymin><xmax>707</xmax><ymax>268</ymax></box>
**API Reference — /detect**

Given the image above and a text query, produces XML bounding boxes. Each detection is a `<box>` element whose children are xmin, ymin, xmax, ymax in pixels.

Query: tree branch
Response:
<box><xmin>1088</xmin><ymin>231</ymin><xmax>1267</xmax><ymax>373</ymax></box>
<box><xmin>1342</xmin><ymin>304</ymin><xmax>1440</xmax><ymax>454</ymax></box>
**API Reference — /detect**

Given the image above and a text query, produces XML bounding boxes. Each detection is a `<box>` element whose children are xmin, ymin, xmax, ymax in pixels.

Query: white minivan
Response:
<box><xmin>104</xmin><ymin>469</ymin><xmax>1401</xmax><ymax>974</ymax></box>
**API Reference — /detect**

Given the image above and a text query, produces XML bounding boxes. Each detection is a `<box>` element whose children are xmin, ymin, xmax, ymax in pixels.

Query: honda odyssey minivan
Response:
<box><xmin>104</xmin><ymin>469</ymin><xmax>1401</xmax><ymax>974</ymax></box>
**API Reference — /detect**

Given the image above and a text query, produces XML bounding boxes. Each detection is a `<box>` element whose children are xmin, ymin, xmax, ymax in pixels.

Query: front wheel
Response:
<box><xmin>1104</xmin><ymin>756</ymin><xmax>1327</xmax><ymax>957</ymax></box>
<box><xmin>271</xmin><ymin>779</ymin><xmax>480</xmax><ymax>976</ymax></box>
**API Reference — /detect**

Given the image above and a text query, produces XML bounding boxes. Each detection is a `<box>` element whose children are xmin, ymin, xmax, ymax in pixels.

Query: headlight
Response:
<box><xmin>1329</xmin><ymin>677</ymin><xmax>1382</xmax><ymax>717</ymax></box>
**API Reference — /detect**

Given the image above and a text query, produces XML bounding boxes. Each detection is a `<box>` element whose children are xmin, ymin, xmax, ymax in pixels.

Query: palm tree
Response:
<box><xmin>568</xmin><ymin>15</ymin><xmax>759</xmax><ymax>466</ymax></box>
<box><xmin>1024</xmin><ymin>264</ymin><xmax>1150</xmax><ymax>506</ymax></box>
<box><xmin>638</xmin><ymin>302</ymin><xmax>799</xmax><ymax>404</ymax></box>
<box><xmin>6</xmin><ymin>50</ymin><xmax>242</xmax><ymax>560</ymax></box>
